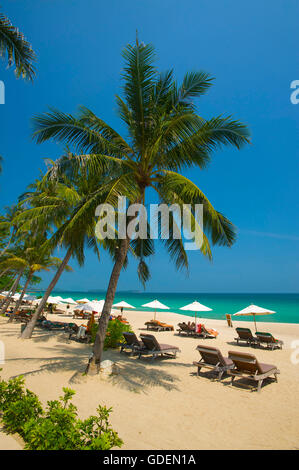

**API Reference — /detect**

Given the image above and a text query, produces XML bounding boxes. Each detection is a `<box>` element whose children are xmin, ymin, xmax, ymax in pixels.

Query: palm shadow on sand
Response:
<box><xmin>3</xmin><ymin>329</ymin><xmax>194</xmax><ymax>393</ymax></box>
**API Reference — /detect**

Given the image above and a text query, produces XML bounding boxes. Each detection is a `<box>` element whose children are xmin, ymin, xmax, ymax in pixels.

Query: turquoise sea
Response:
<box><xmin>33</xmin><ymin>291</ymin><xmax>299</xmax><ymax>324</ymax></box>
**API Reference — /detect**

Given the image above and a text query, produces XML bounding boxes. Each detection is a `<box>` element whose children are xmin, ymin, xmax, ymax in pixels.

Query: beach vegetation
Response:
<box><xmin>0</xmin><ymin>372</ymin><xmax>122</xmax><ymax>450</ymax></box>
<box><xmin>90</xmin><ymin>318</ymin><xmax>133</xmax><ymax>349</ymax></box>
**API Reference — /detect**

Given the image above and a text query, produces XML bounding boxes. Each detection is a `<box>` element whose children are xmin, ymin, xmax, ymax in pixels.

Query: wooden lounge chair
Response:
<box><xmin>9</xmin><ymin>311</ymin><xmax>32</xmax><ymax>323</ymax></box>
<box><xmin>67</xmin><ymin>323</ymin><xmax>92</xmax><ymax>343</ymax></box>
<box><xmin>177</xmin><ymin>322</ymin><xmax>196</xmax><ymax>336</ymax></box>
<box><xmin>228</xmin><ymin>350</ymin><xmax>280</xmax><ymax>393</ymax></box>
<box><xmin>145</xmin><ymin>320</ymin><xmax>174</xmax><ymax>331</ymax></box>
<box><xmin>255</xmin><ymin>332</ymin><xmax>283</xmax><ymax>350</ymax></box>
<box><xmin>138</xmin><ymin>334</ymin><xmax>180</xmax><ymax>360</ymax></box>
<box><xmin>120</xmin><ymin>332</ymin><xmax>144</xmax><ymax>355</ymax></box>
<box><xmin>234</xmin><ymin>327</ymin><xmax>258</xmax><ymax>346</ymax></box>
<box><xmin>73</xmin><ymin>310</ymin><xmax>90</xmax><ymax>320</ymax></box>
<box><xmin>193</xmin><ymin>345</ymin><xmax>234</xmax><ymax>381</ymax></box>
<box><xmin>195</xmin><ymin>324</ymin><xmax>218</xmax><ymax>339</ymax></box>
<box><xmin>41</xmin><ymin>320</ymin><xmax>76</xmax><ymax>331</ymax></box>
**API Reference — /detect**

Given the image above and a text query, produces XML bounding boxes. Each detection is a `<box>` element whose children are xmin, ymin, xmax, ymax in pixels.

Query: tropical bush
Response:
<box><xmin>0</xmin><ymin>372</ymin><xmax>123</xmax><ymax>450</ymax></box>
<box><xmin>3</xmin><ymin>389</ymin><xmax>43</xmax><ymax>436</ymax></box>
<box><xmin>90</xmin><ymin>318</ymin><xmax>132</xmax><ymax>349</ymax></box>
<box><xmin>0</xmin><ymin>374</ymin><xmax>25</xmax><ymax>411</ymax></box>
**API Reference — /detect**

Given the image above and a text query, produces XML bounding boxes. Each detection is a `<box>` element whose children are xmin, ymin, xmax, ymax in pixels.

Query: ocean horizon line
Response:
<box><xmin>33</xmin><ymin>289</ymin><xmax>299</xmax><ymax>295</ymax></box>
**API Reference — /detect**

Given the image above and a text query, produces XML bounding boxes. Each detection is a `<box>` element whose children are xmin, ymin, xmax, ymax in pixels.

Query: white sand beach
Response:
<box><xmin>1</xmin><ymin>309</ymin><xmax>299</xmax><ymax>450</ymax></box>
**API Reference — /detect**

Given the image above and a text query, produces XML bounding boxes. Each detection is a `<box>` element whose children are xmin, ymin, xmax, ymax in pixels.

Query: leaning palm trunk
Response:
<box><xmin>0</xmin><ymin>268</ymin><xmax>10</xmax><ymax>279</ymax></box>
<box><xmin>11</xmin><ymin>272</ymin><xmax>33</xmax><ymax>316</ymax></box>
<box><xmin>21</xmin><ymin>248</ymin><xmax>72</xmax><ymax>339</ymax></box>
<box><xmin>0</xmin><ymin>269</ymin><xmax>14</xmax><ymax>308</ymax></box>
<box><xmin>0</xmin><ymin>269</ymin><xmax>24</xmax><ymax>315</ymax></box>
<box><xmin>86</xmin><ymin>238</ymin><xmax>130</xmax><ymax>375</ymax></box>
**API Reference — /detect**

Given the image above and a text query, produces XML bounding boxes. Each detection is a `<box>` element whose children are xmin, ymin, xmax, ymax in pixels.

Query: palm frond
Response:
<box><xmin>0</xmin><ymin>11</ymin><xmax>36</xmax><ymax>80</ymax></box>
<box><xmin>157</xmin><ymin>171</ymin><xmax>235</xmax><ymax>248</ymax></box>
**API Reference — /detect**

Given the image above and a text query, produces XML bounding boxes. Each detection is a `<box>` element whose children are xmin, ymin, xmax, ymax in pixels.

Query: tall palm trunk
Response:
<box><xmin>21</xmin><ymin>248</ymin><xmax>72</xmax><ymax>339</ymax></box>
<box><xmin>0</xmin><ymin>269</ymin><xmax>24</xmax><ymax>315</ymax></box>
<box><xmin>0</xmin><ymin>271</ymin><xmax>17</xmax><ymax>307</ymax></box>
<box><xmin>86</xmin><ymin>238</ymin><xmax>130</xmax><ymax>375</ymax></box>
<box><xmin>0</xmin><ymin>269</ymin><xmax>13</xmax><ymax>308</ymax></box>
<box><xmin>11</xmin><ymin>271</ymin><xmax>33</xmax><ymax>316</ymax></box>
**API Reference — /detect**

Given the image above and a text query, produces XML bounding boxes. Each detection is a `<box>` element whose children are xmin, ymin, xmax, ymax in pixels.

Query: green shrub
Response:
<box><xmin>23</xmin><ymin>388</ymin><xmax>123</xmax><ymax>450</ymax></box>
<box><xmin>0</xmin><ymin>372</ymin><xmax>123</xmax><ymax>450</ymax></box>
<box><xmin>78</xmin><ymin>405</ymin><xmax>123</xmax><ymax>450</ymax></box>
<box><xmin>2</xmin><ymin>389</ymin><xmax>43</xmax><ymax>436</ymax></box>
<box><xmin>91</xmin><ymin>319</ymin><xmax>132</xmax><ymax>349</ymax></box>
<box><xmin>0</xmin><ymin>375</ymin><xmax>25</xmax><ymax>412</ymax></box>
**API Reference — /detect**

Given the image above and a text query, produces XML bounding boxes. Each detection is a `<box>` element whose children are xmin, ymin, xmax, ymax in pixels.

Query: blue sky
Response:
<box><xmin>0</xmin><ymin>0</ymin><xmax>298</xmax><ymax>293</ymax></box>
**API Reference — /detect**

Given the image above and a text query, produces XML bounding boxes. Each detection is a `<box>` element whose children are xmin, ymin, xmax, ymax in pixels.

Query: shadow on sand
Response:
<box><xmin>2</xmin><ymin>327</ymin><xmax>195</xmax><ymax>393</ymax></box>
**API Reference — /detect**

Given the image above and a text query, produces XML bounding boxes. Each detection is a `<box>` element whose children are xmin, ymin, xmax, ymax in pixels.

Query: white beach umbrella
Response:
<box><xmin>52</xmin><ymin>295</ymin><xmax>64</xmax><ymax>302</ymax></box>
<box><xmin>12</xmin><ymin>293</ymin><xmax>22</xmax><ymax>301</ymax></box>
<box><xmin>233</xmin><ymin>304</ymin><xmax>276</xmax><ymax>331</ymax></box>
<box><xmin>76</xmin><ymin>298</ymin><xmax>90</xmax><ymax>304</ymax></box>
<box><xmin>76</xmin><ymin>301</ymin><xmax>104</xmax><ymax>313</ymax></box>
<box><xmin>113</xmin><ymin>301</ymin><xmax>136</xmax><ymax>310</ymax></box>
<box><xmin>23</xmin><ymin>294</ymin><xmax>37</xmax><ymax>302</ymax></box>
<box><xmin>61</xmin><ymin>297</ymin><xmax>77</xmax><ymax>305</ymax></box>
<box><xmin>0</xmin><ymin>291</ymin><xmax>10</xmax><ymax>298</ymax></box>
<box><xmin>142</xmin><ymin>299</ymin><xmax>170</xmax><ymax>321</ymax></box>
<box><xmin>45</xmin><ymin>296</ymin><xmax>63</xmax><ymax>304</ymax></box>
<box><xmin>75</xmin><ymin>304</ymin><xmax>95</xmax><ymax>313</ymax></box>
<box><xmin>180</xmin><ymin>301</ymin><xmax>212</xmax><ymax>329</ymax></box>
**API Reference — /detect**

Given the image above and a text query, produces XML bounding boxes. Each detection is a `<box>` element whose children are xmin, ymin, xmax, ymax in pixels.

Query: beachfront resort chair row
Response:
<box><xmin>234</xmin><ymin>328</ymin><xmax>283</xmax><ymax>350</ymax></box>
<box><xmin>120</xmin><ymin>332</ymin><xmax>180</xmax><ymax>359</ymax></box>
<box><xmin>145</xmin><ymin>319</ymin><xmax>174</xmax><ymax>331</ymax></box>
<box><xmin>193</xmin><ymin>345</ymin><xmax>280</xmax><ymax>393</ymax></box>
<box><xmin>177</xmin><ymin>322</ymin><xmax>218</xmax><ymax>338</ymax></box>
<box><xmin>6</xmin><ymin>310</ymin><xmax>79</xmax><ymax>334</ymax></box>
<box><xmin>120</xmin><ymin>333</ymin><xmax>280</xmax><ymax>392</ymax></box>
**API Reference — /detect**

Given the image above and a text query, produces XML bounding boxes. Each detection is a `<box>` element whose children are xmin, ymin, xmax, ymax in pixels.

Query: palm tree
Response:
<box><xmin>0</xmin><ymin>240</ymin><xmax>65</xmax><ymax>316</ymax></box>
<box><xmin>14</xmin><ymin>166</ymin><xmax>103</xmax><ymax>338</ymax></box>
<box><xmin>0</xmin><ymin>205</ymin><xmax>23</xmax><ymax>258</ymax></box>
<box><xmin>31</xmin><ymin>39</ymin><xmax>250</xmax><ymax>372</ymax></box>
<box><xmin>0</xmin><ymin>253</ymin><xmax>25</xmax><ymax>315</ymax></box>
<box><xmin>0</xmin><ymin>9</ymin><xmax>36</xmax><ymax>80</ymax></box>
<box><xmin>14</xmin><ymin>250</ymin><xmax>67</xmax><ymax>317</ymax></box>
<box><xmin>16</xmin><ymin>158</ymin><xmax>152</xmax><ymax>339</ymax></box>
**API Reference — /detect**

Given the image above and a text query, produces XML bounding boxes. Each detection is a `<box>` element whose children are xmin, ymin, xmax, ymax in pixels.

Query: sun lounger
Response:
<box><xmin>255</xmin><ymin>332</ymin><xmax>283</xmax><ymax>350</ymax></box>
<box><xmin>228</xmin><ymin>350</ymin><xmax>280</xmax><ymax>392</ymax></box>
<box><xmin>234</xmin><ymin>327</ymin><xmax>258</xmax><ymax>346</ymax></box>
<box><xmin>138</xmin><ymin>334</ymin><xmax>180</xmax><ymax>360</ymax></box>
<box><xmin>8</xmin><ymin>311</ymin><xmax>32</xmax><ymax>323</ymax></box>
<box><xmin>145</xmin><ymin>320</ymin><xmax>174</xmax><ymax>331</ymax></box>
<box><xmin>195</xmin><ymin>324</ymin><xmax>218</xmax><ymax>339</ymax></box>
<box><xmin>193</xmin><ymin>345</ymin><xmax>234</xmax><ymax>380</ymax></box>
<box><xmin>120</xmin><ymin>332</ymin><xmax>144</xmax><ymax>355</ymax></box>
<box><xmin>177</xmin><ymin>322</ymin><xmax>196</xmax><ymax>336</ymax></box>
<box><xmin>42</xmin><ymin>320</ymin><xmax>76</xmax><ymax>331</ymax></box>
<box><xmin>67</xmin><ymin>323</ymin><xmax>92</xmax><ymax>343</ymax></box>
<box><xmin>73</xmin><ymin>310</ymin><xmax>90</xmax><ymax>320</ymax></box>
